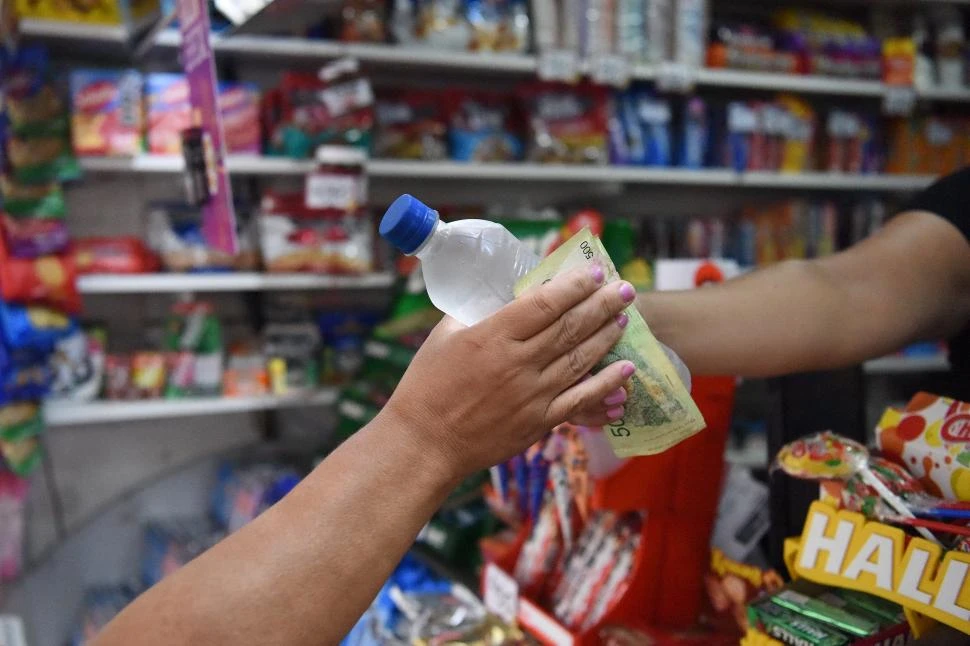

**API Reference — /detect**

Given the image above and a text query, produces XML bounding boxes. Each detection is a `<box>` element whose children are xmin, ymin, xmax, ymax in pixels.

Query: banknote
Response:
<box><xmin>515</xmin><ymin>228</ymin><xmax>706</xmax><ymax>457</ymax></box>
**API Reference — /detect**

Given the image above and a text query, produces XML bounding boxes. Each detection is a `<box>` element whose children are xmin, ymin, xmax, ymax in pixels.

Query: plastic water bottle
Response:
<box><xmin>380</xmin><ymin>194</ymin><xmax>539</xmax><ymax>326</ymax></box>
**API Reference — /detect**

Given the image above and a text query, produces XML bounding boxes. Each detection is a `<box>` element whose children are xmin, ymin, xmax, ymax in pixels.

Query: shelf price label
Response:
<box><xmin>590</xmin><ymin>54</ymin><xmax>631</xmax><ymax>88</ymax></box>
<box><xmin>483</xmin><ymin>563</ymin><xmax>519</xmax><ymax>625</ymax></box>
<box><xmin>655</xmin><ymin>61</ymin><xmax>696</xmax><ymax>94</ymax></box>
<box><xmin>883</xmin><ymin>85</ymin><xmax>917</xmax><ymax>117</ymax></box>
<box><xmin>538</xmin><ymin>50</ymin><xmax>581</xmax><ymax>84</ymax></box>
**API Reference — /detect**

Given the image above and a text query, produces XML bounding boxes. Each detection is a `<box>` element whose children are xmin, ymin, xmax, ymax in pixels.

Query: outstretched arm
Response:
<box><xmin>93</xmin><ymin>266</ymin><xmax>637</xmax><ymax>646</ymax></box>
<box><xmin>640</xmin><ymin>210</ymin><xmax>970</xmax><ymax>377</ymax></box>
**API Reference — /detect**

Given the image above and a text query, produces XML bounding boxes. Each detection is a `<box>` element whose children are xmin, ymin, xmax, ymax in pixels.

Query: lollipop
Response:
<box><xmin>774</xmin><ymin>431</ymin><xmax>940</xmax><ymax>544</ymax></box>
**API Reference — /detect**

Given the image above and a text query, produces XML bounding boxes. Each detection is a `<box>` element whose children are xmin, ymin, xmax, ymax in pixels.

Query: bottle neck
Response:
<box><xmin>412</xmin><ymin>216</ymin><xmax>442</xmax><ymax>258</ymax></box>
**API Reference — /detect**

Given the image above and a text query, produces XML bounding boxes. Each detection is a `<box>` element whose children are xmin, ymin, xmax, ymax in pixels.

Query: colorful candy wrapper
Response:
<box><xmin>513</xmin><ymin>494</ymin><xmax>562</xmax><ymax>595</ymax></box>
<box><xmin>775</xmin><ymin>431</ymin><xmax>939</xmax><ymax>543</ymax></box>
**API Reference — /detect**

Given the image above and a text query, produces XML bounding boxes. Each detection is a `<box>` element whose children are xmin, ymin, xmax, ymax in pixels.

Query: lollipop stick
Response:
<box><xmin>917</xmin><ymin>507</ymin><xmax>970</xmax><ymax>520</ymax></box>
<box><xmin>858</xmin><ymin>468</ymin><xmax>940</xmax><ymax>545</ymax></box>
<box><xmin>898</xmin><ymin>517</ymin><xmax>970</xmax><ymax>538</ymax></box>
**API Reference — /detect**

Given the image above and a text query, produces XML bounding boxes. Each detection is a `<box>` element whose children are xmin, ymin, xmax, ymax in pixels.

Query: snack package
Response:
<box><xmin>6</xmin><ymin>135</ymin><xmax>80</xmax><ymax>184</ymax></box>
<box><xmin>0</xmin><ymin>233</ymin><xmax>80</xmax><ymax>313</ymax></box>
<box><xmin>445</xmin><ymin>90</ymin><xmax>522</xmax><ymax>162</ymax></box>
<box><xmin>0</xmin><ymin>355</ymin><xmax>51</xmax><ymax>406</ymax></box>
<box><xmin>0</xmin><ymin>470</ymin><xmax>28</xmax><ymax>581</ymax></box>
<box><xmin>373</xmin><ymin>90</ymin><xmax>448</xmax><ymax>160</ymax></box>
<box><xmin>49</xmin><ymin>328</ymin><xmax>105</xmax><ymax>402</ymax></box>
<box><xmin>263</xmin><ymin>322</ymin><xmax>321</xmax><ymax>392</ymax></box>
<box><xmin>876</xmin><ymin>392</ymin><xmax>970</xmax><ymax>500</ymax></box>
<box><xmin>679</xmin><ymin>97</ymin><xmax>709</xmax><ymax>169</ymax></box>
<box><xmin>69</xmin><ymin>69</ymin><xmax>144</xmax><ymax>157</ymax></box>
<box><xmin>0</xmin><ymin>301</ymin><xmax>77</xmax><ymax>352</ymax></box>
<box><xmin>258</xmin><ymin>191</ymin><xmax>373</xmax><ymax>274</ymax></box>
<box><xmin>146</xmin><ymin>202</ymin><xmax>258</xmax><ymax>272</ymax></box>
<box><xmin>518</xmin><ymin>83</ymin><xmax>609</xmax><ymax>164</ymax></box>
<box><xmin>340</xmin><ymin>0</ymin><xmax>387</xmax><ymax>42</ymax></box>
<box><xmin>413</xmin><ymin>0</ymin><xmax>472</xmax><ymax>49</ymax></box>
<box><xmin>222</xmin><ymin>348</ymin><xmax>269</xmax><ymax>397</ymax></box>
<box><xmin>131</xmin><ymin>352</ymin><xmax>166</xmax><ymax>399</ymax></box>
<box><xmin>104</xmin><ymin>354</ymin><xmax>133</xmax><ymax>400</ymax></box>
<box><xmin>73</xmin><ymin>237</ymin><xmax>161</xmax><ymax>275</ymax></box>
<box><xmin>2</xmin><ymin>215</ymin><xmax>69</xmax><ymax>258</ymax></box>
<box><xmin>264</xmin><ymin>60</ymin><xmax>374</xmax><ymax>158</ymax></box>
<box><xmin>145</xmin><ymin>74</ymin><xmax>261</xmax><ymax>155</ymax></box>
<box><xmin>0</xmin><ymin>179</ymin><xmax>66</xmax><ymax>219</ymax></box>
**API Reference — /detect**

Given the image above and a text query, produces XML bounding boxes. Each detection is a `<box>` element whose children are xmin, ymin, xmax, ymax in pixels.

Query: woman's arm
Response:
<box><xmin>93</xmin><ymin>265</ymin><xmax>638</xmax><ymax>646</ymax></box>
<box><xmin>639</xmin><ymin>211</ymin><xmax>970</xmax><ymax>377</ymax></box>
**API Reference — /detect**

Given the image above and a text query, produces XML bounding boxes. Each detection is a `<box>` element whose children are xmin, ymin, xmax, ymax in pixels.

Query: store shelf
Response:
<box><xmin>155</xmin><ymin>30</ymin><xmax>538</xmax><ymax>73</ymax></box>
<box><xmin>919</xmin><ymin>86</ymin><xmax>970</xmax><ymax>102</ymax></box>
<box><xmin>44</xmin><ymin>389</ymin><xmax>338</xmax><ymax>426</ymax></box>
<box><xmin>863</xmin><ymin>354</ymin><xmax>950</xmax><ymax>374</ymax></box>
<box><xmin>78</xmin><ymin>155</ymin><xmax>937</xmax><ymax>192</ymax></box>
<box><xmin>78</xmin><ymin>272</ymin><xmax>395</xmax><ymax>294</ymax></box>
<box><xmin>693</xmin><ymin>68</ymin><xmax>886</xmax><ymax>97</ymax></box>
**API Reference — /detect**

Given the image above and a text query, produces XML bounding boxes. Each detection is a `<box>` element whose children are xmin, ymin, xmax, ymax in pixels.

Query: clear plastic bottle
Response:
<box><xmin>380</xmin><ymin>194</ymin><xmax>539</xmax><ymax>326</ymax></box>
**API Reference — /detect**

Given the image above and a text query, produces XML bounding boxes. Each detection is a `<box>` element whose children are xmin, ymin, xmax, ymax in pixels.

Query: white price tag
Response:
<box><xmin>483</xmin><ymin>563</ymin><xmax>519</xmax><ymax>625</ymax></box>
<box><xmin>590</xmin><ymin>54</ymin><xmax>631</xmax><ymax>88</ymax></box>
<box><xmin>882</xmin><ymin>85</ymin><xmax>917</xmax><ymax>117</ymax></box>
<box><xmin>655</xmin><ymin>61</ymin><xmax>696</xmax><ymax>93</ymax></box>
<box><xmin>538</xmin><ymin>49</ymin><xmax>580</xmax><ymax>83</ymax></box>
<box><xmin>304</xmin><ymin>173</ymin><xmax>362</xmax><ymax>211</ymax></box>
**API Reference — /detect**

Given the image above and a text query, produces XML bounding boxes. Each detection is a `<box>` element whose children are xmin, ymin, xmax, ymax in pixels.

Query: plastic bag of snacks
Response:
<box><xmin>0</xmin><ymin>232</ymin><xmax>80</xmax><ymax>313</ymax></box>
<box><xmin>374</xmin><ymin>90</ymin><xmax>448</xmax><ymax>160</ymax></box>
<box><xmin>263</xmin><ymin>59</ymin><xmax>374</xmax><ymax>158</ymax></box>
<box><xmin>2</xmin><ymin>214</ymin><xmax>69</xmax><ymax>258</ymax></box>
<box><xmin>0</xmin><ymin>179</ymin><xmax>66</xmax><ymax>219</ymax></box>
<box><xmin>49</xmin><ymin>328</ymin><xmax>105</xmax><ymax>402</ymax></box>
<box><xmin>518</xmin><ymin>83</ymin><xmax>609</xmax><ymax>164</ymax></box>
<box><xmin>445</xmin><ymin>90</ymin><xmax>522</xmax><ymax>162</ymax></box>
<box><xmin>146</xmin><ymin>202</ymin><xmax>259</xmax><ymax>272</ymax></box>
<box><xmin>0</xmin><ymin>301</ymin><xmax>77</xmax><ymax>353</ymax></box>
<box><xmin>258</xmin><ymin>191</ymin><xmax>373</xmax><ymax>274</ymax></box>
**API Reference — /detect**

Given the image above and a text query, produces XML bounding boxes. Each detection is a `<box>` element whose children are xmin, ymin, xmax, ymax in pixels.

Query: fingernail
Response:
<box><xmin>590</xmin><ymin>264</ymin><xmax>605</xmax><ymax>284</ymax></box>
<box><xmin>619</xmin><ymin>282</ymin><xmax>636</xmax><ymax>303</ymax></box>
<box><xmin>621</xmin><ymin>362</ymin><xmax>635</xmax><ymax>378</ymax></box>
<box><xmin>615</xmin><ymin>313</ymin><xmax>629</xmax><ymax>329</ymax></box>
<box><xmin>603</xmin><ymin>388</ymin><xmax>627</xmax><ymax>406</ymax></box>
<box><xmin>607</xmin><ymin>406</ymin><xmax>624</xmax><ymax>421</ymax></box>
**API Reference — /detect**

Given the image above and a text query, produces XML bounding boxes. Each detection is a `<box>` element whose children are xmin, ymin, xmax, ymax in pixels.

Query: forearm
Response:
<box><xmin>641</xmin><ymin>212</ymin><xmax>970</xmax><ymax>378</ymax></box>
<box><xmin>94</xmin><ymin>410</ymin><xmax>459</xmax><ymax>646</ymax></box>
<box><xmin>641</xmin><ymin>260</ymin><xmax>857</xmax><ymax>377</ymax></box>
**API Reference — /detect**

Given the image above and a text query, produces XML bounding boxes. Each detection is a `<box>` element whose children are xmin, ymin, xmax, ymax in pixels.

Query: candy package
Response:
<box><xmin>0</xmin><ymin>356</ymin><xmax>50</xmax><ymax>406</ymax></box>
<box><xmin>445</xmin><ymin>90</ymin><xmax>522</xmax><ymax>162</ymax></box>
<box><xmin>162</xmin><ymin>301</ymin><xmax>224</xmax><ymax>398</ymax></box>
<box><xmin>223</xmin><ymin>347</ymin><xmax>269</xmax><ymax>397</ymax></box>
<box><xmin>0</xmin><ymin>402</ymin><xmax>43</xmax><ymax>443</ymax></box>
<box><xmin>104</xmin><ymin>354</ymin><xmax>133</xmax><ymax>400</ymax></box>
<box><xmin>0</xmin><ymin>301</ymin><xmax>77</xmax><ymax>352</ymax></box>
<box><xmin>6</xmin><ymin>134</ymin><xmax>80</xmax><ymax>184</ymax></box>
<box><xmin>876</xmin><ymin>392</ymin><xmax>970</xmax><ymax>500</ymax></box>
<box><xmin>374</xmin><ymin>90</ymin><xmax>448</xmax><ymax>160</ymax></box>
<box><xmin>468</xmin><ymin>0</ymin><xmax>530</xmax><ymax>52</ymax></box>
<box><xmin>413</xmin><ymin>0</ymin><xmax>472</xmax><ymax>49</ymax></box>
<box><xmin>518</xmin><ymin>83</ymin><xmax>609</xmax><ymax>164</ymax></box>
<box><xmin>73</xmin><ymin>237</ymin><xmax>161</xmax><ymax>275</ymax></box>
<box><xmin>2</xmin><ymin>214</ymin><xmax>69</xmax><ymax>258</ymax></box>
<box><xmin>258</xmin><ymin>191</ymin><xmax>373</xmax><ymax>274</ymax></box>
<box><xmin>339</xmin><ymin>0</ymin><xmax>387</xmax><ymax>43</ymax></box>
<box><xmin>0</xmin><ymin>470</ymin><xmax>28</xmax><ymax>581</ymax></box>
<box><xmin>69</xmin><ymin>69</ymin><xmax>144</xmax><ymax>157</ymax></box>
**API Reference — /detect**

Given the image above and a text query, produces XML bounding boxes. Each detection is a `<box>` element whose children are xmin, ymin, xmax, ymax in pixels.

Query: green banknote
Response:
<box><xmin>515</xmin><ymin>228</ymin><xmax>706</xmax><ymax>457</ymax></box>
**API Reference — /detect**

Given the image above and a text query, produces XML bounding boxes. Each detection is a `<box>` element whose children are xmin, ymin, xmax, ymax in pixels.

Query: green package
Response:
<box><xmin>748</xmin><ymin>599</ymin><xmax>850</xmax><ymax>646</ymax></box>
<box><xmin>771</xmin><ymin>588</ymin><xmax>879</xmax><ymax>637</ymax></box>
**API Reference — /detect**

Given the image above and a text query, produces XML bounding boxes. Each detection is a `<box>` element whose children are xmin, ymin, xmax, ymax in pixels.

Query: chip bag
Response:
<box><xmin>0</xmin><ymin>301</ymin><xmax>77</xmax><ymax>352</ymax></box>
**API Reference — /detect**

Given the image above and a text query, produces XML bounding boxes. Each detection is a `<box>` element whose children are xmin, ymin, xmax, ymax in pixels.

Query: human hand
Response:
<box><xmin>382</xmin><ymin>264</ymin><xmax>636</xmax><ymax>479</ymax></box>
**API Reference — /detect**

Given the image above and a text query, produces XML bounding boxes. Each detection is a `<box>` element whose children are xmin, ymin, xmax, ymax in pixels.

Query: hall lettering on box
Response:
<box><xmin>785</xmin><ymin>501</ymin><xmax>970</xmax><ymax>635</ymax></box>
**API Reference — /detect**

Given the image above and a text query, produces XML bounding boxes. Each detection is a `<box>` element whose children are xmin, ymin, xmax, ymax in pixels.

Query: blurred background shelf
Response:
<box><xmin>76</xmin><ymin>156</ymin><xmax>937</xmax><ymax>191</ymax></box>
<box><xmin>863</xmin><ymin>354</ymin><xmax>951</xmax><ymax>374</ymax></box>
<box><xmin>77</xmin><ymin>272</ymin><xmax>396</xmax><ymax>294</ymax></box>
<box><xmin>43</xmin><ymin>390</ymin><xmax>338</xmax><ymax>426</ymax></box>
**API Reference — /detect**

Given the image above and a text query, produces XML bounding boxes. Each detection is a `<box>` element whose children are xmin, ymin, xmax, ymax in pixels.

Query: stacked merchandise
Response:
<box><xmin>68</xmin><ymin>69</ymin><xmax>261</xmax><ymax>157</ymax></box>
<box><xmin>885</xmin><ymin>115</ymin><xmax>970</xmax><ymax>177</ymax></box>
<box><xmin>749</xmin><ymin>397</ymin><xmax>970</xmax><ymax>640</ymax></box>
<box><xmin>0</xmin><ymin>45</ymin><xmax>80</xmax><ymax>503</ymax></box>
<box><xmin>49</xmin><ymin>301</ymin><xmax>379</xmax><ymax>404</ymax></box>
<box><xmin>14</xmin><ymin>0</ymin><xmax>160</xmax><ymax>31</ymax></box>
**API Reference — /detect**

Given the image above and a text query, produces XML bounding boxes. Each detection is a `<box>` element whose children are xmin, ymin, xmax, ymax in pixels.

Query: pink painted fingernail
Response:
<box><xmin>607</xmin><ymin>406</ymin><xmax>624</xmax><ymax>421</ymax></box>
<box><xmin>619</xmin><ymin>282</ymin><xmax>636</xmax><ymax>303</ymax></box>
<box><xmin>590</xmin><ymin>264</ymin><xmax>605</xmax><ymax>284</ymax></box>
<box><xmin>621</xmin><ymin>362</ymin><xmax>635</xmax><ymax>378</ymax></box>
<box><xmin>616</xmin><ymin>313</ymin><xmax>629</xmax><ymax>329</ymax></box>
<box><xmin>603</xmin><ymin>388</ymin><xmax>627</xmax><ymax>406</ymax></box>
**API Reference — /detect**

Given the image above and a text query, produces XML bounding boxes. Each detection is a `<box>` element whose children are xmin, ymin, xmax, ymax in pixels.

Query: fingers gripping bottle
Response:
<box><xmin>380</xmin><ymin>194</ymin><xmax>539</xmax><ymax>326</ymax></box>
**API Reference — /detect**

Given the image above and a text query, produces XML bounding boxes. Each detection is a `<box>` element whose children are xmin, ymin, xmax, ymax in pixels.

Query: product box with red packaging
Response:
<box><xmin>69</xmin><ymin>69</ymin><xmax>143</xmax><ymax>156</ymax></box>
<box><xmin>517</xmin><ymin>83</ymin><xmax>608</xmax><ymax>165</ymax></box>
<box><xmin>145</xmin><ymin>74</ymin><xmax>261</xmax><ymax>155</ymax></box>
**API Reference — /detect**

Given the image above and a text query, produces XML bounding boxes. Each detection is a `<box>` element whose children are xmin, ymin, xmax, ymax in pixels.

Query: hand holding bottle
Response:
<box><xmin>382</xmin><ymin>265</ymin><xmax>636</xmax><ymax>478</ymax></box>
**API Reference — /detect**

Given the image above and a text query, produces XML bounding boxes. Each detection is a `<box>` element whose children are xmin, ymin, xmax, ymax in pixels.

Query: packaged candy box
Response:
<box><xmin>70</xmin><ymin>69</ymin><xmax>143</xmax><ymax>157</ymax></box>
<box><xmin>876</xmin><ymin>391</ymin><xmax>970</xmax><ymax>500</ymax></box>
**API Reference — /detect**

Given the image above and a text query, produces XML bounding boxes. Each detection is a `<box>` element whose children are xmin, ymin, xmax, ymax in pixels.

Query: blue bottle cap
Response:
<box><xmin>380</xmin><ymin>194</ymin><xmax>438</xmax><ymax>255</ymax></box>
